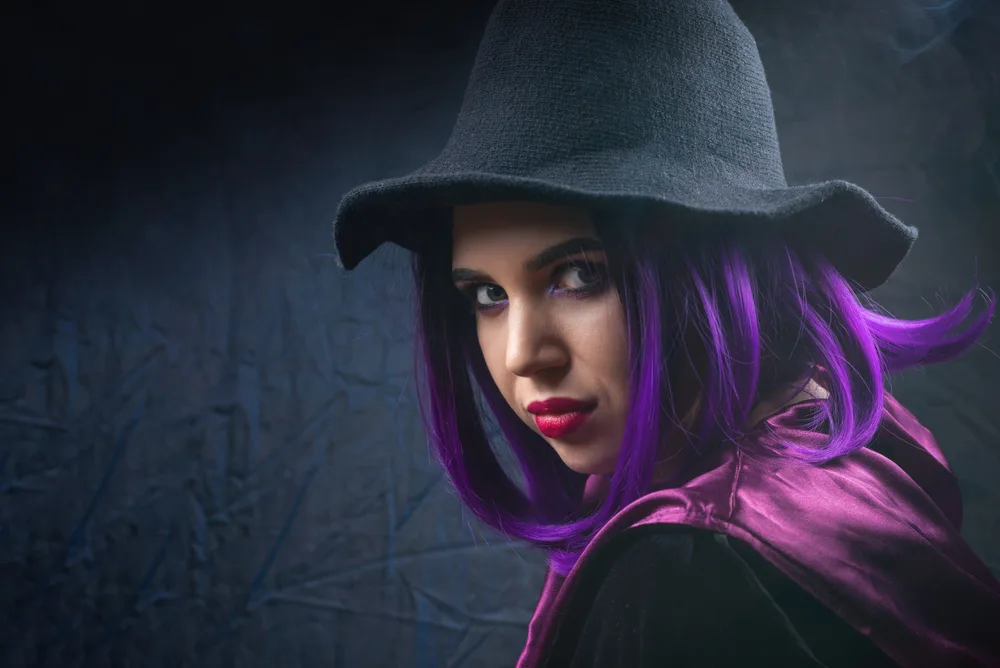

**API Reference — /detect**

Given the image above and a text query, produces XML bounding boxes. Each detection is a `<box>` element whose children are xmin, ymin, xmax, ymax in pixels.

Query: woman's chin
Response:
<box><xmin>551</xmin><ymin>444</ymin><xmax>618</xmax><ymax>476</ymax></box>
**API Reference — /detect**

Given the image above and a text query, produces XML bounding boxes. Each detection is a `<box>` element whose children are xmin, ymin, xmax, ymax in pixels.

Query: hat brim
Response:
<box><xmin>332</xmin><ymin>172</ymin><xmax>916</xmax><ymax>291</ymax></box>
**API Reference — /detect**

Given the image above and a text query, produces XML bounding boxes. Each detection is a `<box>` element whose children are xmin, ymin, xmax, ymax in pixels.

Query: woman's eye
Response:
<box><xmin>475</xmin><ymin>284</ymin><xmax>507</xmax><ymax>306</ymax></box>
<box><xmin>560</xmin><ymin>264</ymin><xmax>603</xmax><ymax>290</ymax></box>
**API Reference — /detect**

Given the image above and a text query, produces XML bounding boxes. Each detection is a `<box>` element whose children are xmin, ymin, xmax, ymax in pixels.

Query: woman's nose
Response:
<box><xmin>504</xmin><ymin>300</ymin><xmax>569</xmax><ymax>378</ymax></box>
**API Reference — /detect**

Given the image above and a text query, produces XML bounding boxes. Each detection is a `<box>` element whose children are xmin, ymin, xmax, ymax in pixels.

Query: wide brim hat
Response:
<box><xmin>332</xmin><ymin>0</ymin><xmax>917</xmax><ymax>291</ymax></box>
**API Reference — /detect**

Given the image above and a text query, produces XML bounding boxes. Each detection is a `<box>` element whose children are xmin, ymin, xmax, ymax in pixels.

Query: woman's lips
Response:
<box><xmin>526</xmin><ymin>398</ymin><xmax>597</xmax><ymax>439</ymax></box>
<box><xmin>533</xmin><ymin>410</ymin><xmax>594</xmax><ymax>438</ymax></box>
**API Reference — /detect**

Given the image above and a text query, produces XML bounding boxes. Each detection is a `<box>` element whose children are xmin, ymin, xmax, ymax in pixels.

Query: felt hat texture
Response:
<box><xmin>331</xmin><ymin>0</ymin><xmax>917</xmax><ymax>289</ymax></box>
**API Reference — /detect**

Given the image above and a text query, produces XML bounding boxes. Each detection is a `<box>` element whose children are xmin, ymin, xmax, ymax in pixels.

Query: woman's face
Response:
<box><xmin>451</xmin><ymin>201</ymin><xmax>630</xmax><ymax>475</ymax></box>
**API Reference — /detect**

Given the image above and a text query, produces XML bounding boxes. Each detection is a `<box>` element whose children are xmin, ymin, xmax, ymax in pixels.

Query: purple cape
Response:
<box><xmin>518</xmin><ymin>394</ymin><xmax>1000</xmax><ymax>667</ymax></box>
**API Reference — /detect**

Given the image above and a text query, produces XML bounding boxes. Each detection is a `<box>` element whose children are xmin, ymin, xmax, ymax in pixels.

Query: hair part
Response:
<box><xmin>411</xmin><ymin>209</ymin><xmax>994</xmax><ymax>574</ymax></box>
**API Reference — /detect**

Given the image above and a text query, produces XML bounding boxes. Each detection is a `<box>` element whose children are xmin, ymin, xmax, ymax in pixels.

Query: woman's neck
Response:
<box><xmin>584</xmin><ymin>377</ymin><xmax>832</xmax><ymax>504</ymax></box>
<box><xmin>745</xmin><ymin>378</ymin><xmax>829</xmax><ymax>429</ymax></box>
<box><xmin>651</xmin><ymin>377</ymin><xmax>830</xmax><ymax>486</ymax></box>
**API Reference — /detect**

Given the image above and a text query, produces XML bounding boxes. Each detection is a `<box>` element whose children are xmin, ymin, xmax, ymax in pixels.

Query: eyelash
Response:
<box><xmin>458</xmin><ymin>259</ymin><xmax>609</xmax><ymax>315</ymax></box>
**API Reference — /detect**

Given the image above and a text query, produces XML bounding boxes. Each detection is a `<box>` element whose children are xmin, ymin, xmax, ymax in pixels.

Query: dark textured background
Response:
<box><xmin>2</xmin><ymin>1</ymin><xmax>998</xmax><ymax>666</ymax></box>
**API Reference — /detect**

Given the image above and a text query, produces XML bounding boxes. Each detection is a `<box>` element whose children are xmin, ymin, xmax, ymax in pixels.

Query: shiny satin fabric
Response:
<box><xmin>517</xmin><ymin>394</ymin><xmax>1000</xmax><ymax>668</ymax></box>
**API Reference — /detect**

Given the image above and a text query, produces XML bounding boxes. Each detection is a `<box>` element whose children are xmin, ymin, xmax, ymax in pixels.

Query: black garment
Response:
<box><xmin>544</xmin><ymin>526</ymin><xmax>899</xmax><ymax>667</ymax></box>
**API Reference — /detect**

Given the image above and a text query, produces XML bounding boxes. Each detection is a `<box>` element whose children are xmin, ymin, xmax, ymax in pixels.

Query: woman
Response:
<box><xmin>331</xmin><ymin>0</ymin><xmax>1000</xmax><ymax>666</ymax></box>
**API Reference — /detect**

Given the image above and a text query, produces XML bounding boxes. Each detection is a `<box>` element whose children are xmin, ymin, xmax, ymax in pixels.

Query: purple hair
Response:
<box><xmin>410</xmin><ymin>209</ymin><xmax>994</xmax><ymax>575</ymax></box>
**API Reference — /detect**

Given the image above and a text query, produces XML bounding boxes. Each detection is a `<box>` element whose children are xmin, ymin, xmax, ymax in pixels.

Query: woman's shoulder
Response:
<box><xmin>543</xmin><ymin>525</ymin><xmax>897</xmax><ymax>667</ymax></box>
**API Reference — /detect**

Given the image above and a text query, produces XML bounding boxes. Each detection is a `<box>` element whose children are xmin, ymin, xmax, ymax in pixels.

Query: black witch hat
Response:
<box><xmin>331</xmin><ymin>0</ymin><xmax>916</xmax><ymax>290</ymax></box>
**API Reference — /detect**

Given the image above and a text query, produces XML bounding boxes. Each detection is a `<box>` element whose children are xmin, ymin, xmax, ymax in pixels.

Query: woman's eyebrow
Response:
<box><xmin>451</xmin><ymin>267</ymin><xmax>490</xmax><ymax>284</ymax></box>
<box><xmin>451</xmin><ymin>236</ymin><xmax>604</xmax><ymax>283</ymax></box>
<box><xmin>524</xmin><ymin>237</ymin><xmax>604</xmax><ymax>272</ymax></box>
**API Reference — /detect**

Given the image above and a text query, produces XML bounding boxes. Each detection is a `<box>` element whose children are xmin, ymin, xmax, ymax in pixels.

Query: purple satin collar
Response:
<box><xmin>518</xmin><ymin>394</ymin><xmax>1000</xmax><ymax>667</ymax></box>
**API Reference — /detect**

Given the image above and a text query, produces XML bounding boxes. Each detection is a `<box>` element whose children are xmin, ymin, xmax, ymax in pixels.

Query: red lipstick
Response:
<box><xmin>526</xmin><ymin>398</ymin><xmax>596</xmax><ymax>439</ymax></box>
